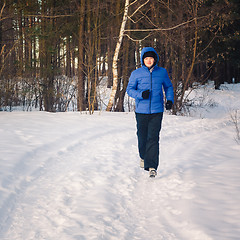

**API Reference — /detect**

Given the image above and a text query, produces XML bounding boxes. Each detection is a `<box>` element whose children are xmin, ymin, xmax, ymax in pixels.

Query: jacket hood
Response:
<box><xmin>140</xmin><ymin>47</ymin><xmax>159</xmax><ymax>66</ymax></box>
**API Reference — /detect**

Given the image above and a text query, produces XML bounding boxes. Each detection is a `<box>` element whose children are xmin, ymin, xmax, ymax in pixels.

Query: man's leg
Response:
<box><xmin>144</xmin><ymin>113</ymin><xmax>163</xmax><ymax>171</ymax></box>
<box><xmin>135</xmin><ymin>113</ymin><xmax>149</xmax><ymax>160</ymax></box>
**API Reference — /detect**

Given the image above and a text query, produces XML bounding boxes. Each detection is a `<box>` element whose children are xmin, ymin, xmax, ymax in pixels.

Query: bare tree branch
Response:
<box><xmin>0</xmin><ymin>44</ymin><xmax>5</xmax><ymax>56</ymax></box>
<box><xmin>125</xmin><ymin>15</ymin><xmax>207</xmax><ymax>32</ymax></box>
<box><xmin>124</xmin><ymin>32</ymin><xmax>153</xmax><ymax>42</ymax></box>
<box><xmin>129</xmin><ymin>0</ymin><xmax>139</xmax><ymax>7</ymax></box>
<box><xmin>196</xmin><ymin>28</ymin><xmax>220</xmax><ymax>59</ymax></box>
<box><xmin>157</xmin><ymin>0</ymin><xmax>174</xmax><ymax>13</ymax></box>
<box><xmin>0</xmin><ymin>14</ymin><xmax>74</xmax><ymax>22</ymax></box>
<box><xmin>129</xmin><ymin>0</ymin><xmax>150</xmax><ymax>18</ymax></box>
<box><xmin>0</xmin><ymin>1</ymin><xmax>5</xmax><ymax>20</ymax></box>
<box><xmin>139</xmin><ymin>9</ymin><xmax>159</xmax><ymax>28</ymax></box>
<box><xmin>127</xmin><ymin>13</ymin><xmax>145</xmax><ymax>24</ymax></box>
<box><xmin>0</xmin><ymin>40</ymin><xmax>20</xmax><ymax>76</ymax></box>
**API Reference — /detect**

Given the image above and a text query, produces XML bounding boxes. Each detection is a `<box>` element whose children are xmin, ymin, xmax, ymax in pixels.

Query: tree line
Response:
<box><xmin>0</xmin><ymin>0</ymin><xmax>239</xmax><ymax>113</ymax></box>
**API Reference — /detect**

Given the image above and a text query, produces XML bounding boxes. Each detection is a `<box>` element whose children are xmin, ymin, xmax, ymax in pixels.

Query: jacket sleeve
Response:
<box><xmin>162</xmin><ymin>69</ymin><xmax>174</xmax><ymax>103</ymax></box>
<box><xmin>126</xmin><ymin>71</ymin><xmax>143</xmax><ymax>100</ymax></box>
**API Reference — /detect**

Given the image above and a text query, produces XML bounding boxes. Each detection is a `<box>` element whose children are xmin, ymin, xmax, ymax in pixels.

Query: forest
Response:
<box><xmin>0</xmin><ymin>0</ymin><xmax>239</xmax><ymax>113</ymax></box>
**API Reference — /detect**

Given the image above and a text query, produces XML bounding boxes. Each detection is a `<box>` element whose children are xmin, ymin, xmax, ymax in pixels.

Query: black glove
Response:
<box><xmin>165</xmin><ymin>100</ymin><xmax>173</xmax><ymax>110</ymax></box>
<box><xmin>142</xmin><ymin>90</ymin><xmax>150</xmax><ymax>99</ymax></box>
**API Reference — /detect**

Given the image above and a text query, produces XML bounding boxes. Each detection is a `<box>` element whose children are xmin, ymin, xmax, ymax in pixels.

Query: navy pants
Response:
<box><xmin>135</xmin><ymin>112</ymin><xmax>163</xmax><ymax>171</ymax></box>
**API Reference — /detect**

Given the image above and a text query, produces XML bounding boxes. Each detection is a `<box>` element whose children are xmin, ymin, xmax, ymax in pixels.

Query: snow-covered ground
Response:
<box><xmin>0</xmin><ymin>83</ymin><xmax>240</xmax><ymax>240</ymax></box>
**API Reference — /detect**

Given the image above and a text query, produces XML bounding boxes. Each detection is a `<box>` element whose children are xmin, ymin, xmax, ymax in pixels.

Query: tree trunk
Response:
<box><xmin>66</xmin><ymin>36</ymin><xmax>72</xmax><ymax>77</ymax></box>
<box><xmin>114</xmin><ymin>20</ymin><xmax>130</xmax><ymax>112</ymax></box>
<box><xmin>106</xmin><ymin>0</ymin><xmax>129</xmax><ymax>112</ymax></box>
<box><xmin>77</xmin><ymin>0</ymin><xmax>85</xmax><ymax>111</ymax></box>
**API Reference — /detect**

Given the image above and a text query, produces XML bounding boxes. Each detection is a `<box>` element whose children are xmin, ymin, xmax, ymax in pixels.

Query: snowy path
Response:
<box><xmin>0</xmin><ymin>111</ymin><xmax>240</xmax><ymax>240</ymax></box>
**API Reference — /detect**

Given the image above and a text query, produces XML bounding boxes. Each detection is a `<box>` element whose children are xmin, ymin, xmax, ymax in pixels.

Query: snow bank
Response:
<box><xmin>0</xmin><ymin>83</ymin><xmax>240</xmax><ymax>240</ymax></box>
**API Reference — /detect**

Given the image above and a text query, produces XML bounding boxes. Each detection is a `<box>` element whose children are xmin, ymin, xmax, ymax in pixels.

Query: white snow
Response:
<box><xmin>0</xmin><ymin>83</ymin><xmax>240</xmax><ymax>240</ymax></box>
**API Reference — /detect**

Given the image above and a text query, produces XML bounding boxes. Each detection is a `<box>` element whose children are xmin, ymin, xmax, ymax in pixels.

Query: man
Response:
<box><xmin>127</xmin><ymin>47</ymin><xmax>174</xmax><ymax>177</ymax></box>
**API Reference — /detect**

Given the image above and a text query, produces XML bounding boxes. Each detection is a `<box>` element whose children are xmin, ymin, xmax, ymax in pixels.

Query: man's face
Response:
<box><xmin>144</xmin><ymin>57</ymin><xmax>155</xmax><ymax>68</ymax></box>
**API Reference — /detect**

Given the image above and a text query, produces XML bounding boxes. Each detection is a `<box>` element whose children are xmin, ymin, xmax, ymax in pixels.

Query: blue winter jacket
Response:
<box><xmin>127</xmin><ymin>47</ymin><xmax>174</xmax><ymax>114</ymax></box>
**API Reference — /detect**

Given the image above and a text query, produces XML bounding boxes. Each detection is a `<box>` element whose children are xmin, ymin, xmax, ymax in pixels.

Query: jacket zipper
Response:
<box><xmin>149</xmin><ymin>70</ymin><xmax>153</xmax><ymax>114</ymax></box>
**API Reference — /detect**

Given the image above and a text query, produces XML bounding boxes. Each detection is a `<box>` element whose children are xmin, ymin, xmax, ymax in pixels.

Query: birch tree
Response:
<box><xmin>106</xmin><ymin>0</ymin><xmax>129</xmax><ymax>111</ymax></box>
